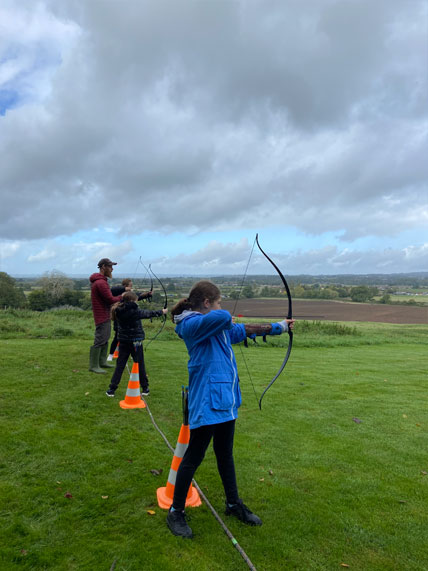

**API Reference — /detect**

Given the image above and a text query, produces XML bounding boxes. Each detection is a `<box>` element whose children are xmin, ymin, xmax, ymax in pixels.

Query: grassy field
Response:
<box><xmin>1</xmin><ymin>310</ymin><xmax>428</xmax><ymax>570</ymax></box>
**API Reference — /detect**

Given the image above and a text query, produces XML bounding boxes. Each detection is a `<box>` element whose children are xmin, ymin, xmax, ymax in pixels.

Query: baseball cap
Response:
<box><xmin>97</xmin><ymin>258</ymin><xmax>117</xmax><ymax>268</ymax></box>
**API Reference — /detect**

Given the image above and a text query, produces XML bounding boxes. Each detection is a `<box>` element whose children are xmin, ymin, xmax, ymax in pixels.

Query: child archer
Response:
<box><xmin>166</xmin><ymin>280</ymin><xmax>294</xmax><ymax>538</ymax></box>
<box><xmin>106</xmin><ymin>291</ymin><xmax>167</xmax><ymax>397</ymax></box>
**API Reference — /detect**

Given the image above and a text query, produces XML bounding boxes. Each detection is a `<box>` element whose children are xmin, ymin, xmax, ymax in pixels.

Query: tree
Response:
<box><xmin>0</xmin><ymin>272</ymin><xmax>27</xmax><ymax>309</ymax></box>
<box><xmin>229</xmin><ymin>290</ymin><xmax>240</xmax><ymax>300</ymax></box>
<box><xmin>151</xmin><ymin>292</ymin><xmax>164</xmax><ymax>304</ymax></box>
<box><xmin>260</xmin><ymin>286</ymin><xmax>281</xmax><ymax>297</ymax></box>
<box><xmin>350</xmin><ymin>286</ymin><xmax>378</xmax><ymax>303</ymax></box>
<box><xmin>335</xmin><ymin>286</ymin><xmax>350</xmax><ymax>298</ymax></box>
<box><xmin>27</xmin><ymin>289</ymin><xmax>51</xmax><ymax>311</ymax></box>
<box><xmin>241</xmin><ymin>285</ymin><xmax>254</xmax><ymax>298</ymax></box>
<box><xmin>292</xmin><ymin>285</ymin><xmax>305</xmax><ymax>298</ymax></box>
<box><xmin>28</xmin><ymin>271</ymin><xmax>84</xmax><ymax>310</ymax></box>
<box><xmin>319</xmin><ymin>287</ymin><xmax>339</xmax><ymax>299</ymax></box>
<box><xmin>165</xmin><ymin>280</ymin><xmax>176</xmax><ymax>292</ymax></box>
<box><xmin>37</xmin><ymin>271</ymin><xmax>74</xmax><ymax>302</ymax></box>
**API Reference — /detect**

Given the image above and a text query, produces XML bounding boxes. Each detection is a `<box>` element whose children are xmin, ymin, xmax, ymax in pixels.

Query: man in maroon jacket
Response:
<box><xmin>89</xmin><ymin>258</ymin><xmax>124</xmax><ymax>373</ymax></box>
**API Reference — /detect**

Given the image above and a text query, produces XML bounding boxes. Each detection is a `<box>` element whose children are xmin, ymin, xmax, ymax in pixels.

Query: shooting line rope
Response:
<box><xmin>124</xmin><ymin>362</ymin><xmax>257</xmax><ymax>570</ymax></box>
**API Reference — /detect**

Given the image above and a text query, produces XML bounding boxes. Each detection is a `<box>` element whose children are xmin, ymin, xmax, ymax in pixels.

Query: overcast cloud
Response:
<box><xmin>0</xmin><ymin>0</ymin><xmax>427</xmax><ymax>276</ymax></box>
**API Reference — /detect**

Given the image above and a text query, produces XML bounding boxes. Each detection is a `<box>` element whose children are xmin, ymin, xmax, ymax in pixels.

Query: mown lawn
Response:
<box><xmin>0</xmin><ymin>310</ymin><xmax>428</xmax><ymax>570</ymax></box>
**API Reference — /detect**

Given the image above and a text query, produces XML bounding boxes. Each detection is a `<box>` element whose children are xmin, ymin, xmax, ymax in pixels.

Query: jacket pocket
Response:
<box><xmin>209</xmin><ymin>374</ymin><xmax>234</xmax><ymax>411</ymax></box>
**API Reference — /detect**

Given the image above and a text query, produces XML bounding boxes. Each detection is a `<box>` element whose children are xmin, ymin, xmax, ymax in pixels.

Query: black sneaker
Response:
<box><xmin>166</xmin><ymin>508</ymin><xmax>193</xmax><ymax>538</ymax></box>
<box><xmin>141</xmin><ymin>388</ymin><xmax>150</xmax><ymax>396</ymax></box>
<box><xmin>225</xmin><ymin>499</ymin><xmax>262</xmax><ymax>526</ymax></box>
<box><xmin>105</xmin><ymin>390</ymin><xmax>115</xmax><ymax>398</ymax></box>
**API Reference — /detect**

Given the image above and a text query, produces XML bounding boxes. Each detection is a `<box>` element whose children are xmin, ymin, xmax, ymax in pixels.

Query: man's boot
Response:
<box><xmin>99</xmin><ymin>343</ymin><xmax>114</xmax><ymax>368</ymax></box>
<box><xmin>89</xmin><ymin>346</ymin><xmax>106</xmax><ymax>374</ymax></box>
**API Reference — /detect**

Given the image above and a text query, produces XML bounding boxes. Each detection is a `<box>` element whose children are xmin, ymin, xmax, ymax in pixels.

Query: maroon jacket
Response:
<box><xmin>89</xmin><ymin>273</ymin><xmax>122</xmax><ymax>325</ymax></box>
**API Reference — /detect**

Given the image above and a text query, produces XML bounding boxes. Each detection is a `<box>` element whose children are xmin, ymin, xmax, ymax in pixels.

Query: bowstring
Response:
<box><xmin>232</xmin><ymin>236</ymin><xmax>259</xmax><ymax>407</ymax></box>
<box><xmin>132</xmin><ymin>257</ymin><xmax>150</xmax><ymax>293</ymax></box>
<box><xmin>144</xmin><ymin>264</ymin><xmax>167</xmax><ymax>351</ymax></box>
<box><xmin>133</xmin><ymin>257</ymin><xmax>161</xmax><ymax>349</ymax></box>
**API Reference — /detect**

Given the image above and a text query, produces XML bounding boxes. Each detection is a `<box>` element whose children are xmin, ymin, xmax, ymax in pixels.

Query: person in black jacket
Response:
<box><xmin>107</xmin><ymin>278</ymin><xmax>152</xmax><ymax>361</ymax></box>
<box><xmin>106</xmin><ymin>291</ymin><xmax>167</xmax><ymax>397</ymax></box>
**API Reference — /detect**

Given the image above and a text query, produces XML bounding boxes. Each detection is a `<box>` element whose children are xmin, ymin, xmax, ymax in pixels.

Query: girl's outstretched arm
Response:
<box><xmin>244</xmin><ymin>318</ymin><xmax>295</xmax><ymax>337</ymax></box>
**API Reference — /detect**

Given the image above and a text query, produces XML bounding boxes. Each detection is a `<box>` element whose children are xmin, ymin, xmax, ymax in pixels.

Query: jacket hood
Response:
<box><xmin>89</xmin><ymin>272</ymin><xmax>107</xmax><ymax>283</ymax></box>
<box><xmin>174</xmin><ymin>310</ymin><xmax>201</xmax><ymax>324</ymax></box>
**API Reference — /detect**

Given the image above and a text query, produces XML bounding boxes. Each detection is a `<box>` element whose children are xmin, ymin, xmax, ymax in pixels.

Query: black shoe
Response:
<box><xmin>166</xmin><ymin>508</ymin><xmax>193</xmax><ymax>538</ymax></box>
<box><xmin>141</xmin><ymin>388</ymin><xmax>150</xmax><ymax>396</ymax></box>
<box><xmin>225</xmin><ymin>499</ymin><xmax>262</xmax><ymax>526</ymax></box>
<box><xmin>106</xmin><ymin>390</ymin><xmax>115</xmax><ymax>397</ymax></box>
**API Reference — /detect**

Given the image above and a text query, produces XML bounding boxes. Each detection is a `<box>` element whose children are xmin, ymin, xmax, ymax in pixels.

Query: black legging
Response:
<box><xmin>108</xmin><ymin>341</ymin><xmax>149</xmax><ymax>392</ymax></box>
<box><xmin>172</xmin><ymin>419</ymin><xmax>239</xmax><ymax>511</ymax></box>
<box><xmin>109</xmin><ymin>330</ymin><xmax>118</xmax><ymax>355</ymax></box>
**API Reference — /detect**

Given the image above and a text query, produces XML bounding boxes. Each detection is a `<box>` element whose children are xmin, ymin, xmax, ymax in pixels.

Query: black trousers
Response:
<box><xmin>172</xmin><ymin>419</ymin><xmax>239</xmax><ymax>511</ymax></box>
<box><xmin>108</xmin><ymin>341</ymin><xmax>149</xmax><ymax>392</ymax></box>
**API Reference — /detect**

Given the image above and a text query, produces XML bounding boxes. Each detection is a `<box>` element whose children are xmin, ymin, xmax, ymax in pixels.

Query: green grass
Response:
<box><xmin>1</xmin><ymin>310</ymin><xmax>428</xmax><ymax>569</ymax></box>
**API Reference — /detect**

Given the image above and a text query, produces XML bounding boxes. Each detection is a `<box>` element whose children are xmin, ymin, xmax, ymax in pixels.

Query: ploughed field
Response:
<box><xmin>221</xmin><ymin>298</ymin><xmax>428</xmax><ymax>324</ymax></box>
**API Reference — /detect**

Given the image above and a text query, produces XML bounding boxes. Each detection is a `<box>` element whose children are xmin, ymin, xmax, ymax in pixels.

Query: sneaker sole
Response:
<box><xmin>225</xmin><ymin>511</ymin><xmax>262</xmax><ymax>526</ymax></box>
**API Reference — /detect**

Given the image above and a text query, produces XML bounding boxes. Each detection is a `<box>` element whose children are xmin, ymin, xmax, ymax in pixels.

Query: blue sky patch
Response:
<box><xmin>0</xmin><ymin>89</ymin><xmax>19</xmax><ymax>116</ymax></box>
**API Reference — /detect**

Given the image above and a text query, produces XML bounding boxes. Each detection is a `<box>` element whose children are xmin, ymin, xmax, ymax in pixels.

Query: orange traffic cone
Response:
<box><xmin>157</xmin><ymin>422</ymin><xmax>201</xmax><ymax>509</ymax></box>
<box><xmin>119</xmin><ymin>362</ymin><xmax>146</xmax><ymax>409</ymax></box>
<box><xmin>113</xmin><ymin>343</ymin><xmax>119</xmax><ymax>359</ymax></box>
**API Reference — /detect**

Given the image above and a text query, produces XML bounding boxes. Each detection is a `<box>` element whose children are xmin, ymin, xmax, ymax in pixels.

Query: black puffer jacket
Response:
<box><xmin>114</xmin><ymin>301</ymin><xmax>164</xmax><ymax>342</ymax></box>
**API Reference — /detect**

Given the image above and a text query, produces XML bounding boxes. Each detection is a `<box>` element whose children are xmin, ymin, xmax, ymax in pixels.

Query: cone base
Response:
<box><xmin>119</xmin><ymin>399</ymin><xmax>146</xmax><ymax>409</ymax></box>
<box><xmin>157</xmin><ymin>485</ymin><xmax>201</xmax><ymax>509</ymax></box>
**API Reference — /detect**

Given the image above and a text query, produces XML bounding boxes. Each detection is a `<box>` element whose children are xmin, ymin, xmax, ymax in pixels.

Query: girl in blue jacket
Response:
<box><xmin>166</xmin><ymin>280</ymin><xmax>295</xmax><ymax>538</ymax></box>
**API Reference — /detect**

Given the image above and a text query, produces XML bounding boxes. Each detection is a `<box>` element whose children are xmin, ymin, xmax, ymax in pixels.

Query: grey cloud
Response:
<box><xmin>0</xmin><ymin>0</ymin><xmax>426</xmax><ymax>242</ymax></box>
<box><xmin>150</xmin><ymin>241</ymin><xmax>428</xmax><ymax>275</ymax></box>
<box><xmin>276</xmin><ymin>244</ymin><xmax>428</xmax><ymax>274</ymax></box>
<box><xmin>154</xmin><ymin>238</ymin><xmax>252</xmax><ymax>272</ymax></box>
<box><xmin>22</xmin><ymin>238</ymin><xmax>134</xmax><ymax>272</ymax></box>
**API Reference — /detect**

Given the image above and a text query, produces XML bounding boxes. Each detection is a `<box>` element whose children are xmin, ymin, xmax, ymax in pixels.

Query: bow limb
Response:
<box><xmin>138</xmin><ymin>257</ymin><xmax>153</xmax><ymax>301</ymax></box>
<box><xmin>144</xmin><ymin>264</ymin><xmax>168</xmax><ymax>350</ymax></box>
<box><xmin>255</xmin><ymin>234</ymin><xmax>293</xmax><ymax>410</ymax></box>
<box><xmin>148</xmin><ymin>264</ymin><xmax>167</xmax><ymax>311</ymax></box>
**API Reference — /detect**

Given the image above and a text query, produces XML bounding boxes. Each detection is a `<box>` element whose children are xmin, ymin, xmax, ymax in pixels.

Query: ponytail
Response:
<box><xmin>171</xmin><ymin>298</ymin><xmax>193</xmax><ymax>321</ymax></box>
<box><xmin>111</xmin><ymin>302</ymin><xmax>120</xmax><ymax>321</ymax></box>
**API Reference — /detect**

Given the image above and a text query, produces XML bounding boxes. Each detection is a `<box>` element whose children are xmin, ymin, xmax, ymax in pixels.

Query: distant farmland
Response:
<box><xmin>221</xmin><ymin>298</ymin><xmax>428</xmax><ymax>324</ymax></box>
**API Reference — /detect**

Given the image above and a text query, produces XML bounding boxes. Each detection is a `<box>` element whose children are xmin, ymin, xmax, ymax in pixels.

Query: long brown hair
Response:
<box><xmin>171</xmin><ymin>280</ymin><xmax>220</xmax><ymax>321</ymax></box>
<box><xmin>111</xmin><ymin>291</ymin><xmax>138</xmax><ymax>320</ymax></box>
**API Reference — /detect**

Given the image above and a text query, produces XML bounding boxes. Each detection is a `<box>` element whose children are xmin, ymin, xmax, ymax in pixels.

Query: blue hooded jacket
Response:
<box><xmin>174</xmin><ymin>309</ymin><xmax>247</xmax><ymax>429</ymax></box>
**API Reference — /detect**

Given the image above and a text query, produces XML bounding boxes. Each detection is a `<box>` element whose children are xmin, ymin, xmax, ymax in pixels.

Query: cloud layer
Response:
<box><xmin>0</xmin><ymin>0</ymin><xmax>427</xmax><ymax>275</ymax></box>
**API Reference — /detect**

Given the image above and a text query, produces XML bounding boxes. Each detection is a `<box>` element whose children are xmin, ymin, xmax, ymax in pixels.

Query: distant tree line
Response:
<box><xmin>212</xmin><ymin>273</ymin><xmax>428</xmax><ymax>288</ymax></box>
<box><xmin>226</xmin><ymin>283</ymin><xmax>381</xmax><ymax>303</ymax></box>
<box><xmin>1</xmin><ymin>271</ymin><xmax>168</xmax><ymax>311</ymax></box>
<box><xmin>291</xmin><ymin>283</ymin><xmax>381</xmax><ymax>303</ymax></box>
<box><xmin>1</xmin><ymin>271</ymin><xmax>427</xmax><ymax>310</ymax></box>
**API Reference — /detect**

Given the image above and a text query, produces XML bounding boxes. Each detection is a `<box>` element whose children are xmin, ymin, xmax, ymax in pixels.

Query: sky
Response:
<box><xmin>0</xmin><ymin>0</ymin><xmax>427</xmax><ymax>278</ymax></box>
